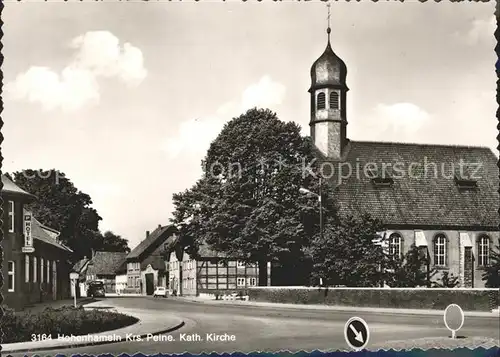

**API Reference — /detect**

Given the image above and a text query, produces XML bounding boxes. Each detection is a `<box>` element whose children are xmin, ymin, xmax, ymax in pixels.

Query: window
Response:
<box><xmin>433</xmin><ymin>235</ymin><xmax>447</xmax><ymax>267</ymax></box>
<box><xmin>237</xmin><ymin>261</ymin><xmax>246</xmax><ymax>268</ymax></box>
<box><xmin>25</xmin><ymin>255</ymin><xmax>30</xmax><ymax>283</ymax></box>
<box><xmin>41</xmin><ymin>258</ymin><xmax>44</xmax><ymax>283</ymax></box>
<box><xmin>248</xmin><ymin>277</ymin><xmax>257</xmax><ymax>286</ymax></box>
<box><xmin>478</xmin><ymin>236</ymin><xmax>490</xmax><ymax>267</ymax></box>
<box><xmin>317</xmin><ymin>93</ymin><xmax>326</xmax><ymax>110</ymax></box>
<box><xmin>329</xmin><ymin>92</ymin><xmax>339</xmax><ymax>109</ymax></box>
<box><xmin>389</xmin><ymin>234</ymin><xmax>402</xmax><ymax>260</ymax></box>
<box><xmin>33</xmin><ymin>256</ymin><xmax>38</xmax><ymax>283</ymax></box>
<box><xmin>8</xmin><ymin>261</ymin><xmax>15</xmax><ymax>292</ymax></box>
<box><xmin>237</xmin><ymin>277</ymin><xmax>246</xmax><ymax>287</ymax></box>
<box><xmin>8</xmin><ymin>201</ymin><xmax>14</xmax><ymax>233</ymax></box>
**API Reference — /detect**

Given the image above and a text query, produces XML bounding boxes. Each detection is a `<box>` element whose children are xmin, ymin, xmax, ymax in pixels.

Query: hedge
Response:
<box><xmin>1</xmin><ymin>304</ymin><xmax>138</xmax><ymax>343</ymax></box>
<box><xmin>247</xmin><ymin>287</ymin><xmax>499</xmax><ymax>311</ymax></box>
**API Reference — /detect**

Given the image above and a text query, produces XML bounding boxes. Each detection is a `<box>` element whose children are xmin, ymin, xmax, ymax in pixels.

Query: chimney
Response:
<box><xmin>146</xmin><ymin>231</ymin><xmax>150</xmax><ymax>238</ymax></box>
<box><xmin>91</xmin><ymin>248</ymin><xmax>95</xmax><ymax>258</ymax></box>
<box><xmin>158</xmin><ymin>224</ymin><xmax>161</xmax><ymax>229</ymax></box>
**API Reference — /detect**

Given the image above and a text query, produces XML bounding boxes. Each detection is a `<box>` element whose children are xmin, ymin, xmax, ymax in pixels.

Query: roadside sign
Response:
<box><xmin>24</xmin><ymin>213</ymin><xmax>34</xmax><ymax>251</ymax></box>
<box><xmin>344</xmin><ymin>317</ymin><xmax>370</xmax><ymax>351</ymax></box>
<box><xmin>22</xmin><ymin>247</ymin><xmax>35</xmax><ymax>253</ymax></box>
<box><xmin>444</xmin><ymin>304</ymin><xmax>464</xmax><ymax>339</ymax></box>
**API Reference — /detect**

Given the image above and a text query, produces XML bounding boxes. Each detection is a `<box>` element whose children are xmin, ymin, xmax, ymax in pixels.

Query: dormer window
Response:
<box><xmin>454</xmin><ymin>174</ymin><xmax>478</xmax><ymax>189</ymax></box>
<box><xmin>454</xmin><ymin>165</ymin><xmax>478</xmax><ymax>190</ymax></box>
<box><xmin>317</xmin><ymin>93</ymin><xmax>326</xmax><ymax>110</ymax></box>
<box><xmin>329</xmin><ymin>92</ymin><xmax>339</xmax><ymax>109</ymax></box>
<box><xmin>367</xmin><ymin>166</ymin><xmax>394</xmax><ymax>187</ymax></box>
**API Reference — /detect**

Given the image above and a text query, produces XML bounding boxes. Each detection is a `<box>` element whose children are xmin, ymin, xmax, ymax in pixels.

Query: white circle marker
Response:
<box><xmin>443</xmin><ymin>304</ymin><xmax>464</xmax><ymax>339</ymax></box>
<box><xmin>344</xmin><ymin>316</ymin><xmax>370</xmax><ymax>351</ymax></box>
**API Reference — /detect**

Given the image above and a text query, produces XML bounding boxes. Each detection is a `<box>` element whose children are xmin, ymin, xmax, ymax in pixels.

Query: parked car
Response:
<box><xmin>153</xmin><ymin>286</ymin><xmax>168</xmax><ymax>298</ymax></box>
<box><xmin>87</xmin><ymin>281</ymin><xmax>106</xmax><ymax>297</ymax></box>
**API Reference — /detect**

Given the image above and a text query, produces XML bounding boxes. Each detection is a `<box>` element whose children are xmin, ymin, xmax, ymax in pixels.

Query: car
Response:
<box><xmin>153</xmin><ymin>286</ymin><xmax>168</xmax><ymax>297</ymax></box>
<box><xmin>87</xmin><ymin>281</ymin><xmax>106</xmax><ymax>298</ymax></box>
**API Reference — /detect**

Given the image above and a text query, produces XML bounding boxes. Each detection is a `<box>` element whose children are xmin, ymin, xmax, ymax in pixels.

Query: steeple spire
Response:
<box><xmin>327</xmin><ymin>2</ymin><xmax>331</xmax><ymax>42</ymax></box>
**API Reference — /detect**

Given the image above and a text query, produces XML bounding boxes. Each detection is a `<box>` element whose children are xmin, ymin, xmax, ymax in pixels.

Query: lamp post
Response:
<box><xmin>300</xmin><ymin>177</ymin><xmax>323</xmax><ymax>285</ymax></box>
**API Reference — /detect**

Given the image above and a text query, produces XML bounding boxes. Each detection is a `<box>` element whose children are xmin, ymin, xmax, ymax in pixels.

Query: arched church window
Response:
<box><xmin>330</xmin><ymin>92</ymin><xmax>339</xmax><ymax>109</ymax></box>
<box><xmin>388</xmin><ymin>233</ymin><xmax>403</xmax><ymax>260</ymax></box>
<box><xmin>478</xmin><ymin>235</ymin><xmax>490</xmax><ymax>267</ymax></box>
<box><xmin>317</xmin><ymin>93</ymin><xmax>326</xmax><ymax>110</ymax></box>
<box><xmin>433</xmin><ymin>234</ymin><xmax>447</xmax><ymax>267</ymax></box>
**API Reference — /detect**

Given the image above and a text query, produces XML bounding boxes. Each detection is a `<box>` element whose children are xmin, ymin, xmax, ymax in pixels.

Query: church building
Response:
<box><xmin>308</xmin><ymin>27</ymin><xmax>499</xmax><ymax>288</ymax></box>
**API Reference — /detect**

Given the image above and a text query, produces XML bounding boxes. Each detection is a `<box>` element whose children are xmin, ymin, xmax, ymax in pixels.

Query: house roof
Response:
<box><xmin>127</xmin><ymin>224</ymin><xmax>178</xmax><ymax>260</ymax></box>
<box><xmin>27</xmin><ymin>211</ymin><xmax>73</xmax><ymax>252</ymax></box>
<box><xmin>87</xmin><ymin>251</ymin><xmax>128</xmax><ymax>276</ymax></box>
<box><xmin>1</xmin><ymin>175</ymin><xmax>37</xmax><ymax>200</ymax></box>
<box><xmin>318</xmin><ymin>140</ymin><xmax>499</xmax><ymax>229</ymax></box>
<box><xmin>72</xmin><ymin>258</ymin><xmax>90</xmax><ymax>279</ymax></box>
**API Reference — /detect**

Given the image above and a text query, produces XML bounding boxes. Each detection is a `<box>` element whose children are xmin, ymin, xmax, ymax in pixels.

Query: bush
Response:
<box><xmin>1</xmin><ymin>304</ymin><xmax>138</xmax><ymax>344</ymax></box>
<box><xmin>247</xmin><ymin>287</ymin><xmax>499</xmax><ymax>311</ymax></box>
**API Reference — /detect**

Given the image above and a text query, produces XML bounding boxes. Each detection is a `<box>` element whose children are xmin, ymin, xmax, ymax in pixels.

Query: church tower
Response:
<box><xmin>309</xmin><ymin>22</ymin><xmax>348</xmax><ymax>160</ymax></box>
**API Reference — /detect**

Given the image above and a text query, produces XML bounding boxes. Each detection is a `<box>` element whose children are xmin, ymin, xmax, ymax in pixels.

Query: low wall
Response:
<box><xmin>247</xmin><ymin>287</ymin><xmax>499</xmax><ymax>311</ymax></box>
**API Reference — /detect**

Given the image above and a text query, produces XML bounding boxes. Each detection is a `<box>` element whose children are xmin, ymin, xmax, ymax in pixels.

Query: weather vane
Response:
<box><xmin>327</xmin><ymin>2</ymin><xmax>331</xmax><ymax>29</ymax></box>
<box><xmin>326</xmin><ymin>2</ymin><xmax>331</xmax><ymax>39</ymax></box>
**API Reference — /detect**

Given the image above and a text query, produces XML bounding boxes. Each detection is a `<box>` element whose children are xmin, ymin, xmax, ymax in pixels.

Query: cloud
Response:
<box><xmin>241</xmin><ymin>75</ymin><xmax>286</xmax><ymax>110</ymax></box>
<box><xmin>5</xmin><ymin>31</ymin><xmax>147</xmax><ymax>112</ymax></box>
<box><xmin>464</xmin><ymin>16</ymin><xmax>495</xmax><ymax>46</ymax></box>
<box><xmin>164</xmin><ymin>75</ymin><xmax>286</xmax><ymax>159</ymax></box>
<box><xmin>353</xmin><ymin>102</ymin><xmax>431</xmax><ymax>142</ymax></box>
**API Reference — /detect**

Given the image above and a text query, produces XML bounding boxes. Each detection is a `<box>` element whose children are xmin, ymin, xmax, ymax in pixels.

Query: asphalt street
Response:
<box><xmin>10</xmin><ymin>297</ymin><xmax>500</xmax><ymax>356</ymax></box>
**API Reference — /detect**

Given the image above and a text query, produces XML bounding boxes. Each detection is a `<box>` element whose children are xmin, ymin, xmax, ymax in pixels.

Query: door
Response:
<box><xmin>145</xmin><ymin>273</ymin><xmax>154</xmax><ymax>295</ymax></box>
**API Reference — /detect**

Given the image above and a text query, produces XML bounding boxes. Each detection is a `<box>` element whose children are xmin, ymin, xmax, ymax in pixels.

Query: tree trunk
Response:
<box><xmin>258</xmin><ymin>260</ymin><xmax>268</xmax><ymax>286</ymax></box>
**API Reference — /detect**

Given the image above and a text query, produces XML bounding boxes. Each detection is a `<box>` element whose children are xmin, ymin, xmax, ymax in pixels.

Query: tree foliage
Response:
<box><xmin>384</xmin><ymin>244</ymin><xmax>435</xmax><ymax>287</ymax></box>
<box><xmin>305</xmin><ymin>214</ymin><xmax>385</xmax><ymax>287</ymax></box>
<box><xmin>432</xmin><ymin>271</ymin><xmax>460</xmax><ymax>288</ymax></box>
<box><xmin>94</xmin><ymin>231</ymin><xmax>131</xmax><ymax>253</ymax></box>
<box><xmin>12</xmin><ymin>169</ymin><xmax>130</xmax><ymax>260</ymax></box>
<box><xmin>172</xmin><ymin>108</ymin><xmax>320</xmax><ymax>284</ymax></box>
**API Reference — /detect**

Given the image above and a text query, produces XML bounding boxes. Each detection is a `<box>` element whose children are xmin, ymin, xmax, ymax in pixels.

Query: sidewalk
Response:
<box><xmin>2</xmin><ymin>300</ymin><xmax>185</xmax><ymax>353</ymax></box>
<box><xmin>176</xmin><ymin>296</ymin><xmax>499</xmax><ymax>318</ymax></box>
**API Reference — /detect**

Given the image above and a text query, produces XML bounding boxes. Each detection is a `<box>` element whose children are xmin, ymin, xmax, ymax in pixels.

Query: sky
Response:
<box><xmin>3</xmin><ymin>1</ymin><xmax>496</xmax><ymax>250</ymax></box>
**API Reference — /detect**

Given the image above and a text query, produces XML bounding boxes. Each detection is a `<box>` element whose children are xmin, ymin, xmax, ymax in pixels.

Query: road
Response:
<box><xmin>11</xmin><ymin>297</ymin><xmax>500</xmax><ymax>356</ymax></box>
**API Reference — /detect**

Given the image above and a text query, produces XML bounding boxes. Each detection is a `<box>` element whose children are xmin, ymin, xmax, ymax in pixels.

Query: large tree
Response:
<box><xmin>12</xmin><ymin>169</ymin><xmax>129</xmax><ymax>260</ymax></box>
<box><xmin>172</xmin><ymin>108</ymin><xmax>320</xmax><ymax>285</ymax></box>
<box><xmin>94</xmin><ymin>231</ymin><xmax>131</xmax><ymax>253</ymax></box>
<box><xmin>305</xmin><ymin>213</ymin><xmax>386</xmax><ymax>287</ymax></box>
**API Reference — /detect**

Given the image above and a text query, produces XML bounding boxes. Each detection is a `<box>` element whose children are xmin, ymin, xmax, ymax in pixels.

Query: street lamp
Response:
<box><xmin>300</xmin><ymin>177</ymin><xmax>323</xmax><ymax>249</ymax></box>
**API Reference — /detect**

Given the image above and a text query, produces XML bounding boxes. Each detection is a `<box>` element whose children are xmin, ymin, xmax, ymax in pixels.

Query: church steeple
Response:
<box><xmin>309</xmin><ymin>5</ymin><xmax>349</xmax><ymax>160</ymax></box>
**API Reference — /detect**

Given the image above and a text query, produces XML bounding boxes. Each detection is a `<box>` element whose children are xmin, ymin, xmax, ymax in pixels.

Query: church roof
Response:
<box><xmin>317</xmin><ymin>140</ymin><xmax>499</xmax><ymax>230</ymax></box>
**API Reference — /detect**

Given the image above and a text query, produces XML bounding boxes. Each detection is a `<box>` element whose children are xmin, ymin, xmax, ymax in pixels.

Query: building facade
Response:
<box><xmin>307</xmin><ymin>27</ymin><xmax>499</xmax><ymax>288</ymax></box>
<box><xmin>167</xmin><ymin>243</ymin><xmax>271</xmax><ymax>297</ymax></box>
<box><xmin>124</xmin><ymin>225</ymin><xmax>177</xmax><ymax>295</ymax></box>
<box><xmin>2</xmin><ymin>175</ymin><xmax>73</xmax><ymax>310</ymax></box>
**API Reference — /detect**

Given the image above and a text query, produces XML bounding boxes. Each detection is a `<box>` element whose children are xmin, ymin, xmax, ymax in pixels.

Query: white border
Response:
<box><xmin>344</xmin><ymin>316</ymin><xmax>370</xmax><ymax>351</ymax></box>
